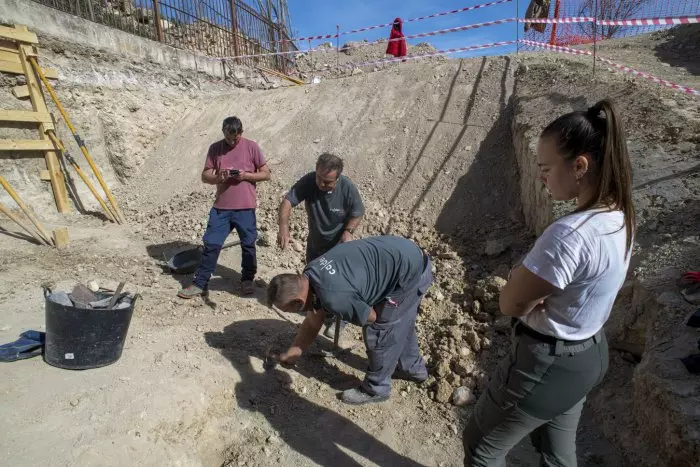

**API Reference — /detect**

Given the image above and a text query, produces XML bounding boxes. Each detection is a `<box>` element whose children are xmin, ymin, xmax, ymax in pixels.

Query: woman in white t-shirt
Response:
<box><xmin>463</xmin><ymin>98</ymin><xmax>635</xmax><ymax>466</ymax></box>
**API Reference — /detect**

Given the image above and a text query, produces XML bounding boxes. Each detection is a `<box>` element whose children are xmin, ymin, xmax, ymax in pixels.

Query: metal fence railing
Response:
<box><xmin>29</xmin><ymin>0</ymin><xmax>296</xmax><ymax>72</ymax></box>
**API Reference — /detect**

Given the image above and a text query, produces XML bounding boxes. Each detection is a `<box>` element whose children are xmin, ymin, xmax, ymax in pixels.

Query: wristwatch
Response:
<box><xmin>344</xmin><ymin>227</ymin><xmax>355</xmax><ymax>234</ymax></box>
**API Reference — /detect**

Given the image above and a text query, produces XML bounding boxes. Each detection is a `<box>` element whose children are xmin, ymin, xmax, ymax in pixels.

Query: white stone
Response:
<box><xmin>452</xmin><ymin>386</ymin><xmax>476</xmax><ymax>406</ymax></box>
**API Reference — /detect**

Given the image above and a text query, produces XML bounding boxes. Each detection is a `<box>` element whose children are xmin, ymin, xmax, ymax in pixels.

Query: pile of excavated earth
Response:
<box><xmin>294</xmin><ymin>40</ymin><xmax>445</xmax><ymax>78</ymax></box>
<box><xmin>0</xmin><ymin>16</ymin><xmax>699</xmax><ymax>467</ymax></box>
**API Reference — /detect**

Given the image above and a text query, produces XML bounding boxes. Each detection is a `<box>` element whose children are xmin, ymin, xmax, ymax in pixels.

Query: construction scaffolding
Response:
<box><xmin>28</xmin><ymin>0</ymin><xmax>297</xmax><ymax>72</ymax></box>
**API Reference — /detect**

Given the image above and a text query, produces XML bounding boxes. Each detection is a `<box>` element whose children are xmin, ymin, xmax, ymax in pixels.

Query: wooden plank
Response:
<box><xmin>0</xmin><ymin>40</ymin><xmax>36</xmax><ymax>56</ymax></box>
<box><xmin>0</xmin><ymin>25</ymin><xmax>38</xmax><ymax>44</ymax></box>
<box><xmin>0</xmin><ymin>109</ymin><xmax>52</xmax><ymax>123</ymax></box>
<box><xmin>11</xmin><ymin>85</ymin><xmax>29</xmax><ymax>99</ymax></box>
<box><xmin>52</xmin><ymin>227</ymin><xmax>69</xmax><ymax>249</ymax></box>
<box><xmin>18</xmin><ymin>39</ymin><xmax>69</xmax><ymax>213</ymax></box>
<box><xmin>0</xmin><ymin>39</ymin><xmax>18</xmax><ymax>53</ymax></box>
<box><xmin>0</xmin><ymin>50</ymin><xmax>20</xmax><ymax>63</ymax></box>
<box><xmin>0</xmin><ymin>139</ymin><xmax>56</xmax><ymax>151</ymax></box>
<box><xmin>0</xmin><ymin>59</ymin><xmax>58</xmax><ymax>78</ymax></box>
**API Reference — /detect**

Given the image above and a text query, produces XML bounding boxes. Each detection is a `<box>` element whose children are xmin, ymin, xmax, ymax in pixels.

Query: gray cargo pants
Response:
<box><xmin>463</xmin><ymin>320</ymin><xmax>609</xmax><ymax>467</ymax></box>
<box><xmin>361</xmin><ymin>256</ymin><xmax>433</xmax><ymax>397</ymax></box>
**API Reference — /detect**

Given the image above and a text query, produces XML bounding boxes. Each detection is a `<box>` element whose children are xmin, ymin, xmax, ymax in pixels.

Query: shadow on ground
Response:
<box><xmin>433</xmin><ymin>56</ymin><xmax>527</xmax><ymax>257</ymax></box>
<box><xmin>0</xmin><ymin>226</ymin><xmax>42</xmax><ymax>245</ymax></box>
<box><xmin>205</xmin><ymin>319</ymin><xmax>422</xmax><ymax>466</ymax></box>
<box><xmin>654</xmin><ymin>24</ymin><xmax>700</xmax><ymax>76</ymax></box>
<box><xmin>145</xmin><ymin>241</ymin><xmax>269</xmax><ymax>307</ymax></box>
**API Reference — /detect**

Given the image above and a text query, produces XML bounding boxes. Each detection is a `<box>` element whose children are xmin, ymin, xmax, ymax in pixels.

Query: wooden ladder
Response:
<box><xmin>0</xmin><ymin>24</ymin><xmax>68</xmax><ymax>213</ymax></box>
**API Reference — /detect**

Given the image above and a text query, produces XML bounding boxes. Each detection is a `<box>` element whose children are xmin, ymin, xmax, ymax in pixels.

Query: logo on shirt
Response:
<box><xmin>318</xmin><ymin>256</ymin><xmax>336</xmax><ymax>275</ymax></box>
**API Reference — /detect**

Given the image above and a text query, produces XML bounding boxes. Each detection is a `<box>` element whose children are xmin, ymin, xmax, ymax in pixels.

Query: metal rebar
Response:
<box><xmin>516</xmin><ymin>0</ymin><xmax>519</xmax><ymax>55</ymax></box>
<box><xmin>593</xmin><ymin>0</ymin><xmax>598</xmax><ymax>86</ymax></box>
<box><xmin>308</xmin><ymin>38</ymin><xmax>313</xmax><ymax>72</ymax></box>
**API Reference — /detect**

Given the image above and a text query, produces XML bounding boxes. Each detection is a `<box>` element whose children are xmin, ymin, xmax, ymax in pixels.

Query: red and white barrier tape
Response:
<box><xmin>342</xmin><ymin>18</ymin><xmax>518</xmax><ymax>51</ymax></box>
<box><xmin>597</xmin><ymin>16</ymin><xmax>699</xmax><ymax>26</ymax></box>
<box><xmin>339</xmin><ymin>0</ymin><xmax>513</xmax><ymax>38</ymax></box>
<box><xmin>263</xmin><ymin>0</ymin><xmax>513</xmax><ymax>44</ymax></box>
<box><xmin>219</xmin><ymin>47</ymin><xmax>320</xmax><ymax>60</ymax></box>
<box><xmin>220</xmin><ymin>18</ymin><xmax>518</xmax><ymax>60</ymax></box>
<box><xmin>349</xmin><ymin>40</ymin><xmax>516</xmax><ymax>69</ymax></box>
<box><xmin>520</xmin><ymin>40</ymin><xmax>700</xmax><ymax>96</ymax></box>
<box><xmin>218</xmin><ymin>14</ymin><xmax>700</xmax><ymax>63</ymax></box>
<box><xmin>522</xmin><ymin>16</ymin><xmax>595</xmax><ymax>24</ymax></box>
<box><xmin>522</xmin><ymin>15</ymin><xmax>699</xmax><ymax>25</ymax></box>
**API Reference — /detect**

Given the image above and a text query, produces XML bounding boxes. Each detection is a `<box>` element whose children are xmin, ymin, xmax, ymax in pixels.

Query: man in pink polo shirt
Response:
<box><xmin>178</xmin><ymin>116</ymin><xmax>271</xmax><ymax>298</ymax></box>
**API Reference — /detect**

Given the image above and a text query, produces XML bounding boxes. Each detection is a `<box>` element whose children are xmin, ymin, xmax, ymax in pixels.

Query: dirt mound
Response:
<box><xmin>294</xmin><ymin>40</ymin><xmax>445</xmax><ymax>78</ymax></box>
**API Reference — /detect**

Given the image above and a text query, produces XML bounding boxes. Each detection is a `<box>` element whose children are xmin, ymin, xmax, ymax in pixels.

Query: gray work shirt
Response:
<box><xmin>304</xmin><ymin>236</ymin><xmax>425</xmax><ymax>326</ymax></box>
<box><xmin>286</xmin><ymin>173</ymin><xmax>365</xmax><ymax>252</ymax></box>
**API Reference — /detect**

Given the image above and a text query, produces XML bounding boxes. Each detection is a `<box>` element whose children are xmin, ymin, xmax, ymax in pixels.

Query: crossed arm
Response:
<box><xmin>499</xmin><ymin>266</ymin><xmax>557</xmax><ymax>317</ymax></box>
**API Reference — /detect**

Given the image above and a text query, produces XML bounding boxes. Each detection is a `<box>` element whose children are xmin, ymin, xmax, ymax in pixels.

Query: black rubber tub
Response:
<box><xmin>43</xmin><ymin>288</ymin><xmax>137</xmax><ymax>370</ymax></box>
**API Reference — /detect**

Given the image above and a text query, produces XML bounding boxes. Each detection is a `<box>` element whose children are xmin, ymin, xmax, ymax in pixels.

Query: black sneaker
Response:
<box><xmin>341</xmin><ymin>387</ymin><xmax>389</xmax><ymax>405</ymax></box>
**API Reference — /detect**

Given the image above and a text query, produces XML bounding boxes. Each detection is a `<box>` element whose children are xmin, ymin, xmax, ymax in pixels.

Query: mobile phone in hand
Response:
<box><xmin>228</xmin><ymin>169</ymin><xmax>240</xmax><ymax>178</ymax></box>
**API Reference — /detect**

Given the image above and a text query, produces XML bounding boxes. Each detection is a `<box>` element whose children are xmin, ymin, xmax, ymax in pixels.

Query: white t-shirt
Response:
<box><xmin>521</xmin><ymin>209</ymin><xmax>631</xmax><ymax>340</ymax></box>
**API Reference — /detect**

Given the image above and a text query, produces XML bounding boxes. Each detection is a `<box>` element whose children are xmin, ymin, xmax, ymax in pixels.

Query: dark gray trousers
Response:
<box><xmin>361</xmin><ymin>257</ymin><xmax>433</xmax><ymax>397</ymax></box>
<box><xmin>463</xmin><ymin>321</ymin><xmax>609</xmax><ymax>467</ymax></box>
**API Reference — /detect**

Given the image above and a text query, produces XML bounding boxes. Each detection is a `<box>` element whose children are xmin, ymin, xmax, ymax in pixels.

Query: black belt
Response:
<box><xmin>513</xmin><ymin>319</ymin><xmax>602</xmax><ymax>355</ymax></box>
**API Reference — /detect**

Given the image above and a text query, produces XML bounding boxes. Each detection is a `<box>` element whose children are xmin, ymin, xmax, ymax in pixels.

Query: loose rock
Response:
<box><xmin>452</xmin><ymin>386</ymin><xmax>476</xmax><ymax>406</ymax></box>
<box><xmin>435</xmin><ymin>380</ymin><xmax>452</xmax><ymax>403</ymax></box>
<box><xmin>484</xmin><ymin>239</ymin><xmax>508</xmax><ymax>256</ymax></box>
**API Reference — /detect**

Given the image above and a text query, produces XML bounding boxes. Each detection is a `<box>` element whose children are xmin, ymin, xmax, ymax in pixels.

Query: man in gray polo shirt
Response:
<box><xmin>266</xmin><ymin>235</ymin><xmax>433</xmax><ymax>405</ymax></box>
<box><xmin>277</xmin><ymin>153</ymin><xmax>365</xmax><ymax>338</ymax></box>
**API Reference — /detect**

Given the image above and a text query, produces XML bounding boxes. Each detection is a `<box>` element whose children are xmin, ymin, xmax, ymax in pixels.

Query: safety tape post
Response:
<box><xmin>519</xmin><ymin>40</ymin><xmax>700</xmax><ymax>97</ymax></box>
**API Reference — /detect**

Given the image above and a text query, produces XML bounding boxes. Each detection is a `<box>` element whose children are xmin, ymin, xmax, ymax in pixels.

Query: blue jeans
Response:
<box><xmin>193</xmin><ymin>208</ymin><xmax>258</xmax><ymax>288</ymax></box>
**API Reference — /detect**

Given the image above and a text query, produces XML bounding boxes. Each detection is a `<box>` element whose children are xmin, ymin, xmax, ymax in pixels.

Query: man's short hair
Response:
<box><xmin>267</xmin><ymin>273</ymin><xmax>303</xmax><ymax>308</ymax></box>
<box><xmin>222</xmin><ymin>116</ymin><xmax>243</xmax><ymax>135</ymax></box>
<box><xmin>316</xmin><ymin>153</ymin><xmax>343</xmax><ymax>177</ymax></box>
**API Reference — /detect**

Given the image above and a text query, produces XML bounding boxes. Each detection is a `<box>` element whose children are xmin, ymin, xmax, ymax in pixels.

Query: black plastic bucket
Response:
<box><xmin>43</xmin><ymin>288</ymin><xmax>137</xmax><ymax>370</ymax></box>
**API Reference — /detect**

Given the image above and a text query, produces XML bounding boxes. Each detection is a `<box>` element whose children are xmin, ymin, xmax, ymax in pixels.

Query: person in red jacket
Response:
<box><xmin>386</xmin><ymin>17</ymin><xmax>407</xmax><ymax>58</ymax></box>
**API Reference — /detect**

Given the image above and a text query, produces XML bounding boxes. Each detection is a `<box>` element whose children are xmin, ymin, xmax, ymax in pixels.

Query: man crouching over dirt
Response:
<box><xmin>277</xmin><ymin>153</ymin><xmax>365</xmax><ymax>341</ymax></box>
<box><xmin>266</xmin><ymin>235</ymin><xmax>432</xmax><ymax>405</ymax></box>
<box><xmin>178</xmin><ymin>116</ymin><xmax>270</xmax><ymax>299</ymax></box>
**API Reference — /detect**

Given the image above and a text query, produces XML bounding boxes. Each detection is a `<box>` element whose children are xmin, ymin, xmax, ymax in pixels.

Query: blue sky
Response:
<box><xmin>287</xmin><ymin>0</ymin><xmax>522</xmax><ymax>58</ymax></box>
